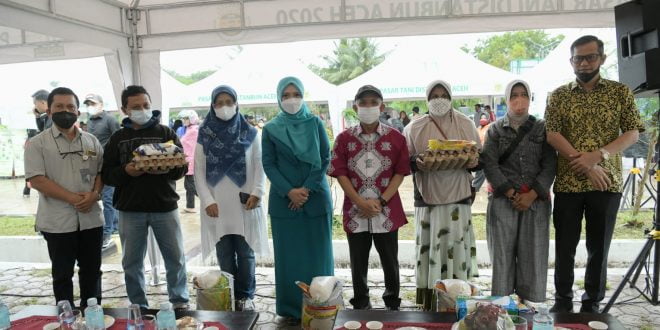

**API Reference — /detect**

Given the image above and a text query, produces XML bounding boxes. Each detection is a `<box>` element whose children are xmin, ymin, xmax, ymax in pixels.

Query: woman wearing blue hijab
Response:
<box><xmin>262</xmin><ymin>77</ymin><xmax>334</xmax><ymax>322</ymax></box>
<box><xmin>194</xmin><ymin>85</ymin><xmax>269</xmax><ymax>311</ymax></box>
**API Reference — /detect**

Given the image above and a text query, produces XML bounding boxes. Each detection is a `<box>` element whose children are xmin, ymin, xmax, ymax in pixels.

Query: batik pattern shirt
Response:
<box><xmin>545</xmin><ymin>78</ymin><xmax>644</xmax><ymax>193</ymax></box>
<box><xmin>328</xmin><ymin>124</ymin><xmax>410</xmax><ymax>233</ymax></box>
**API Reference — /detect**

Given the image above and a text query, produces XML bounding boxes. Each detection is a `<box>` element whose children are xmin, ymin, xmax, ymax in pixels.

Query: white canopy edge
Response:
<box><xmin>0</xmin><ymin>0</ymin><xmax>623</xmax><ymax>131</ymax></box>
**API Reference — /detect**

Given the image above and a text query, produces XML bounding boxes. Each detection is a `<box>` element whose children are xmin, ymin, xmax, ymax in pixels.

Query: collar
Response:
<box><xmin>50</xmin><ymin>126</ymin><xmax>81</xmax><ymax>140</ymax></box>
<box><xmin>569</xmin><ymin>77</ymin><xmax>607</xmax><ymax>91</ymax></box>
<box><xmin>353</xmin><ymin>122</ymin><xmax>388</xmax><ymax>137</ymax></box>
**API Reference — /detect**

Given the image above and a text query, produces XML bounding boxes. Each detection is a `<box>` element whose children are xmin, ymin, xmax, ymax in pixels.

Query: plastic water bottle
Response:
<box><xmin>156</xmin><ymin>302</ymin><xmax>176</xmax><ymax>330</ymax></box>
<box><xmin>0</xmin><ymin>299</ymin><xmax>10</xmax><ymax>330</ymax></box>
<box><xmin>532</xmin><ymin>304</ymin><xmax>554</xmax><ymax>330</ymax></box>
<box><xmin>84</xmin><ymin>298</ymin><xmax>105</xmax><ymax>330</ymax></box>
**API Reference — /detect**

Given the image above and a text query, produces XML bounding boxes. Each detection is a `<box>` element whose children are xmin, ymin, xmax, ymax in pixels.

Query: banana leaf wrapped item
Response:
<box><xmin>132</xmin><ymin>141</ymin><xmax>188</xmax><ymax>171</ymax></box>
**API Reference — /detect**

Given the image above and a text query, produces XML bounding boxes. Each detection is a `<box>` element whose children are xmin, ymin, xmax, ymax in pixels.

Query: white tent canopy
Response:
<box><xmin>0</xmin><ymin>0</ymin><xmax>624</xmax><ymax>129</ymax></box>
<box><xmin>174</xmin><ymin>44</ymin><xmax>339</xmax><ymax>110</ymax></box>
<box><xmin>338</xmin><ymin>43</ymin><xmax>519</xmax><ymax>100</ymax></box>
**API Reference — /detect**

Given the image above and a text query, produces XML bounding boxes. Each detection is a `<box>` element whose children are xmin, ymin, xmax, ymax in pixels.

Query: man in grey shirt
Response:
<box><xmin>24</xmin><ymin>87</ymin><xmax>105</xmax><ymax>309</ymax></box>
<box><xmin>84</xmin><ymin>93</ymin><xmax>121</xmax><ymax>249</ymax></box>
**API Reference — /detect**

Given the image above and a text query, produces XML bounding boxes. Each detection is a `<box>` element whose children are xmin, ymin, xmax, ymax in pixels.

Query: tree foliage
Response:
<box><xmin>309</xmin><ymin>38</ymin><xmax>388</xmax><ymax>85</ymax></box>
<box><xmin>163</xmin><ymin>69</ymin><xmax>217</xmax><ymax>86</ymax></box>
<box><xmin>462</xmin><ymin>30</ymin><xmax>564</xmax><ymax>70</ymax></box>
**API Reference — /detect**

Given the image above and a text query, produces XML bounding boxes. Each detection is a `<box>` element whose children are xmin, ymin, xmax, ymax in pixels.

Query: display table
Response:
<box><xmin>10</xmin><ymin>305</ymin><xmax>259</xmax><ymax>329</ymax></box>
<box><xmin>333</xmin><ymin>309</ymin><xmax>626</xmax><ymax>329</ymax></box>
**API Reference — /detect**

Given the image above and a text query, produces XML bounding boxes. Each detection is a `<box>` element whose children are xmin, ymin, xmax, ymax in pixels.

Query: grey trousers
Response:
<box><xmin>486</xmin><ymin>195</ymin><xmax>551</xmax><ymax>302</ymax></box>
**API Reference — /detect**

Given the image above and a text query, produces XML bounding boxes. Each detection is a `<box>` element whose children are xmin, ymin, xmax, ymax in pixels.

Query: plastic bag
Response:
<box><xmin>300</xmin><ymin>277</ymin><xmax>344</xmax><ymax>330</ymax></box>
<box><xmin>193</xmin><ymin>270</ymin><xmax>235</xmax><ymax>311</ymax></box>
<box><xmin>434</xmin><ymin>279</ymin><xmax>479</xmax><ymax>312</ymax></box>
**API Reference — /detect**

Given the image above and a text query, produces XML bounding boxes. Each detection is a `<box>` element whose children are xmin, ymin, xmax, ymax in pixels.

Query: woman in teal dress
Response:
<box><xmin>261</xmin><ymin>76</ymin><xmax>334</xmax><ymax>322</ymax></box>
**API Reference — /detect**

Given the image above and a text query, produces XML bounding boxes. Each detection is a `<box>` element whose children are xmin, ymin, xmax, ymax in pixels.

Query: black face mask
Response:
<box><xmin>51</xmin><ymin>112</ymin><xmax>78</xmax><ymax>129</ymax></box>
<box><xmin>575</xmin><ymin>69</ymin><xmax>600</xmax><ymax>83</ymax></box>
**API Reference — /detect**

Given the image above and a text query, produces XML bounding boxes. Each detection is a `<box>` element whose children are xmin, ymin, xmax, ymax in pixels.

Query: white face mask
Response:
<box><xmin>428</xmin><ymin>98</ymin><xmax>452</xmax><ymax>117</ymax></box>
<box><xmin>129</xmin><ymin>109</ymin><xmax>153</xmax><ymax>125</ymax></box>
<box><xmin>357</xmin><ymin>106</ymin><xmax>381</xmax><ymax>125</ymax></box>
<box><xmin>214</xmin><ymin>105</ymin><xmax>237</xmax><ymax>121</ymax></box>
<box><xmin>281</xmin><ymin>98</ymin><xmax>303</xmax><ymax>115</ymax></box>
<box><xmin>86</xmin><ymin>105</ymin><xmax>102</xmax><ymax>116</ymax></box>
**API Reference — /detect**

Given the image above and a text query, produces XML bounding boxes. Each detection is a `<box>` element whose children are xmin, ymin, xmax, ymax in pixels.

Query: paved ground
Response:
<box><xmin>1</xmin><ymin>176</ymin><xmax>659</xmax><ymax>329</ymax></box>
<box><xmin>0</xmin><ymin>264</ymin><xmax>659</xmax><ymax>329</ymax></box>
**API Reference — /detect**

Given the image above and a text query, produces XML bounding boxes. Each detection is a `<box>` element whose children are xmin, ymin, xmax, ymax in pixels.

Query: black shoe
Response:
<box><xmin>281</xmin><ymin>317</ymin><xmax>300</xmax><ymax>326</ymax></box>
<box><xmin>385</xmin><ymin>306</ymin><xmax>399</xmax><ymax>311</ymax></box>
<box><xmin>550</xmin><ymin>301</ymin><xmax>573</xmax><ymax>313</ymax></box>
<box><xmin>579</xmin><ymin>302</ymin><xmax>600</xmax><ymax>313</ymax></box>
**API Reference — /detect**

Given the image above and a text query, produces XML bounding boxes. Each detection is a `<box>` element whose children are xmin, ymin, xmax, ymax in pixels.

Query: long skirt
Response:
<box><xmin>271</xmin><ymin>213</ymin><xmax>334</xmax><ymax>318</ymax></box>
<box><xmin>415</xmin><ymin>204</ymin><xmax>478</xmax><ymax>310</ymax></box>
<box><xmin>487</xmin><ymin>195</ymin><xmax>550</xmax><ymax>302</ymax></box>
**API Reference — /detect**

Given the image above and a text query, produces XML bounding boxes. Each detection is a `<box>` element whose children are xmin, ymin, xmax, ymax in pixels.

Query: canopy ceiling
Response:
<box><xmin>0</xmin><ymin>0</ymin><xmax>625</xmax><ymax>128</ymax></box>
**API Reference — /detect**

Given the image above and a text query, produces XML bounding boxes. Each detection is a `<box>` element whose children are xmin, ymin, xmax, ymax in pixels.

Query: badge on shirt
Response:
<box><xmin>80</xmin><ymin>168</ymin><xmax>92</xmax><ymax>183</ymax></box>
<box><xmin>83</xmin><ymin>150</ymin><xmax>97</xmax><ymax>161</ymax></box>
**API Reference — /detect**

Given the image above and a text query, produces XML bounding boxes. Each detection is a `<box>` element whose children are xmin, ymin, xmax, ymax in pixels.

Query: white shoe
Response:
<box><xmin>183</xmin><ymin>208</ymin><xmax>197</xmax><ymax>213</ymax></box>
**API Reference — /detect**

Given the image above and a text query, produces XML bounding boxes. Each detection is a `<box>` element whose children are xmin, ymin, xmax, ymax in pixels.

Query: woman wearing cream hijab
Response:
<box><xmin>403</xmin><ymin>80</ymin><xmax>480</xmax><ymax>310</ymax></box>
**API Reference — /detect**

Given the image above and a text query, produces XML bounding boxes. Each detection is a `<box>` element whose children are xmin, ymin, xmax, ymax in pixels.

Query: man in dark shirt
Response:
<box><xmin>102</xmin><ymin>85</ymin><xmax>189</xmax><ymax>309</ymax></box>
<box><xmin>84</xmin><ymin>93</ymin><xmax>121</xmax><ymax>249</ymax></box>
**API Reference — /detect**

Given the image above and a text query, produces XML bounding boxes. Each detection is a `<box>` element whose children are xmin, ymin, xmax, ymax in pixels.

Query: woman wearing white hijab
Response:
<box><xmin>402</xmin><ymin>80</ymin><xmax>481</xmax><ymax>310</ymax></box>
<box><xmin>481</xmin><ymin>79</ymin><xmax>556</xmax><ymax>304</ymax></box>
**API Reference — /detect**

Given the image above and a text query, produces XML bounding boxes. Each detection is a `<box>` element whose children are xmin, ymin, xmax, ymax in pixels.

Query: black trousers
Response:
<box><xmin>553</xmin><ymin>192</ymin><xmax>621</xmax><ymax>306</ymax></box>
<box><xmin>347</xmin><ymin>230</ymin><xmax>401</xmax><ymax>309</ymax></box>
<box><xmin>42</xmin><ymin>226</ymin><xmax>103</xmax><ymax>309</ymax></box>
<box><xmin>184</xmin><ymin>175</ymin><xmax>197</xmax><ymax>209</ymax></box>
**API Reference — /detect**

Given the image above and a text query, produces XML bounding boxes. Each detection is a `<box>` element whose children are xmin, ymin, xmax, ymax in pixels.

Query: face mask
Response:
<box><xmin>357</xmin><ymin>106</ymin><xmax>381</xmax><ymax>124</ymax></box>
<box><xmin>509</xmin><ymin>98</ymin><xmax>530</xmax><ymax>113</ymax></box>
<box><xmin>479</xmin><ymin>118</ymin><xmax>489</xmax><ymax>126</ymax></box>
<box><xmin>86</xmin><ymin>105</ymin><xmax>102</xmax><ymax>116</ymax></box>
<box><xmin>215</xmin><ymin>105</ymin><xmax>237</xmax><ymax>121</ymax></box>
<box><xmin>281</xmin><ymin>98</ymin><xmax>303</xmax><ymax>115</ymax></box>
<box><xmin>51</xmin><ymin>111</ymin><xmax>78</xmax><ymax>129</ymax></box>
<box><xmin>129</xmin><ymin>109</ymin><xmax>153</xmax><ymax>125</ymax></box>
<box><xmin>428</xmin><ymin>98</ymin><xmax>452</xmax><ymax>117</ymax></box>
<box><xmin>575</xmin><ymin>69</ymin><xmax>599</xmax><ymax>83</ymax></box>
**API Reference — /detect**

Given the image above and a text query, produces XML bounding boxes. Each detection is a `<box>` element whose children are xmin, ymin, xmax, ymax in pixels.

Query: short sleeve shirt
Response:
<box><xmin>328</xmin><ymin>123</ymin><xmax>411</xmax><ymax>234</ymax></box>
<box><xmin>545</xmin><ymin>79</ymin><xmax>644</xmax><ymax>193</ymax></box>
<box><xmin>24</xmin><ymin>127</ymin><xmax>104</xmax><ymax>233</ymax></box>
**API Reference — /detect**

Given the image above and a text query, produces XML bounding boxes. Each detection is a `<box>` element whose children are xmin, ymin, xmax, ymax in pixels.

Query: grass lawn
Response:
<box><xmin>3</xmin><ymin>210</ymin><xmax>655</xmax><ymax>240</ymax></box>
<box><xmin>0</xmin><ymin>216</ymin><xmax>36</xmax><ymax>235</ymax></box>
<box><xmin>326</xmin><ymin>210</ymin><xmax>655</xmax><ymax>241</ymax></box>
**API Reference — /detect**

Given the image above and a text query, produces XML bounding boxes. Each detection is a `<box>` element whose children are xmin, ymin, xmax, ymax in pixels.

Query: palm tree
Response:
<box><xmin>310</xmin><ymin>38</ymin><xmax>387</xmax><ymax>85</ymax></box>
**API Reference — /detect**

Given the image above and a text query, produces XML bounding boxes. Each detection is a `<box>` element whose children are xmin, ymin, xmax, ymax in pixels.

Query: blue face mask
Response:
<box><xmin>129</xmin><ymin>109</ymin><xmax>153</xmax><ymax>125</ymax></box>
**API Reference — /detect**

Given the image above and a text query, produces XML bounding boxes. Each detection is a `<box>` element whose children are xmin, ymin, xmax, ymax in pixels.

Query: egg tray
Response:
<box><xmin>420</xmin><ymin>145</ymin><xmax>479</xmax><ymax>171</ymax></box>
<box><xmin>133</xmin><ymin>153</ymin><xmax>187</xmax><ymax>171</ymax></box>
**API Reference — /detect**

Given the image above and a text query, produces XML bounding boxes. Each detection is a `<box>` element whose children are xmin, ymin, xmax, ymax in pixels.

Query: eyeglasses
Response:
<box><xmin>51</xmin><ymin>130</ymin><xmax>84</xmax><ymax>159</ymax></box>
<box><xmin>570</xmin><ymin>53</ymin><xmax>601</xmax><ymax>64</ymax></box>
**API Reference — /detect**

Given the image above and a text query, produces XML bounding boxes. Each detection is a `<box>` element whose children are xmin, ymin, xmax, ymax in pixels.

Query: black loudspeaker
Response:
<box><xmin>615</xmin><ymin>0</ymin><xmax>660</xmax><ymax>97</ymax></box>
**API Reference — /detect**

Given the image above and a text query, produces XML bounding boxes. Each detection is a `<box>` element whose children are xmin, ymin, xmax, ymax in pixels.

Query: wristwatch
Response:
<box><xmin>599</xmin><ymin>148</ymin><xmax>610</xmax><ymax>161</ymax></box>
<box><xmin>378</xmin><ymin>196</ymin><xmax>388</xmax><ymax>206</ymax></box>
<box><xmin>94</xmin><ymin>190</ymin><xmax>101</xmax><ymax>201</ymax></box>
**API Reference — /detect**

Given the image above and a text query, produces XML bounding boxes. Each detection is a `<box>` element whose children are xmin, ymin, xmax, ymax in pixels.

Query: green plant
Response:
<box><xmin>309</xmin><ymin>38</ymin><xmax>388</xmax><ymax>85</ymax></box>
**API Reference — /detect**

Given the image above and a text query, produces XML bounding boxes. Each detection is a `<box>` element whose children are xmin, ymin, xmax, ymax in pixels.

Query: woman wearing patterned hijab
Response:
<box><xmin>481</xmin><ymin>79</ymin><xmax>556</xmax><ymax>304</ymax></box>
<box><xmin>402</xmin><ymin>80</ymin><xmax>481</xmax><ymax>310</ymax></box>
<box><xmin>262</xmin><ymin>77</ymin><xmax>334</xmax><ymax>323</ymax></box>
<box><xmin>194</xmin><ymin>85</ymin><xmax>269</xmax><ymax>311</ymax></box>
